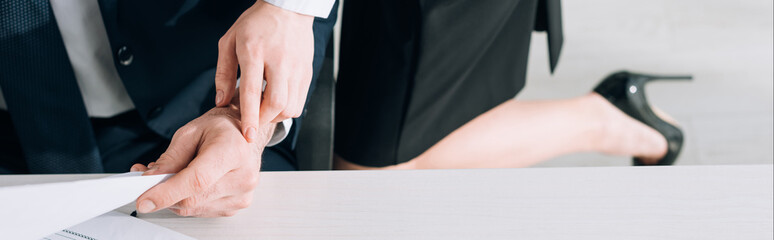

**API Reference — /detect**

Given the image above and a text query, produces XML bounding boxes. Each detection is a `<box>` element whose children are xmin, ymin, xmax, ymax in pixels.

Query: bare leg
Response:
<box><xmin>335</xmin><ymin>92</ymin><xmax>668</xmax><ymax>170</ymax></box>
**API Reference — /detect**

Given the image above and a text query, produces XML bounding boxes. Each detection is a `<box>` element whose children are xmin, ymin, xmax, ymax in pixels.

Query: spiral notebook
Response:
<box><xmin>42</xmin><ymin>211</ymin><xmax>193</xmax><ymax>240</ymax></box>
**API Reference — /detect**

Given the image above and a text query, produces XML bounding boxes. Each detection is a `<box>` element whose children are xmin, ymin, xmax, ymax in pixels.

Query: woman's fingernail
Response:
<box><xmin>138</xmin><ymin>200</ymin><xmax>156</xmax><ymax>213</ymax></box>
<box><xmin>215</xmin><ymin>90</ymin><xmax>224</xmax><ymax>105</ymax></box>
<box><xmin>245</xmin><ymin>127</ymin><xmax>257</xmax><ymax>142</ymax></box>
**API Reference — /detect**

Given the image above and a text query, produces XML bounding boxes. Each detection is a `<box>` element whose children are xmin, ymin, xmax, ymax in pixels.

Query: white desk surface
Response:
<box><xmin>1</xmin><ymin>165</ymin><xmax>772</xmax><ymax>239</ymax></box>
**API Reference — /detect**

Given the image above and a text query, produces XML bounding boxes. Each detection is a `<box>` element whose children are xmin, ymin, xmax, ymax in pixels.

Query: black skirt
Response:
<box><xmin>335</xmin><ymin>0</ymin><xmax>563</xmax><ymax>167</ymax></box>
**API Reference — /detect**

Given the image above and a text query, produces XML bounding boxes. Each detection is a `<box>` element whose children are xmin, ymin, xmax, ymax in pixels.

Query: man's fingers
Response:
<box><xmin>136</xmin><ymin>126</ymin><xmax>203</xmax><ymax>213</ymax></box>
<box><xmin>214</xmin><ymin>33</ymin><xmax>238</xmax><ymax>107</ymax></box>
<box><xmin>136</xmin><ymin>143</ymin><xmax>234</xmax><ymax>213</ymax></box>
<box><xmin>259</xmin><ymin>67</ymin><xmax>289</xmax><ymax>124</ymax></box>
<box><xmin>130</xmin><ymin>164</ymin><xmax>149</xmax><ymax>172</ymax></box>
<box><xmin>171</xmin><ymin>167</ymin><xmax>259</xmax><ymax>210</ymax></box>
<box><xmin>170</xmin><ymin>194</ymin><xmax>253</xmax><ymax>218</ymax></box>
<box><xmin>171</xmin><ymin>182</ymin><xmax>224</xmax><ymax>211</ymax></box>
<box><xmin>143</xmin><ymin>125</ymin><xmax>201</xmax><ymax>176</ymax></box>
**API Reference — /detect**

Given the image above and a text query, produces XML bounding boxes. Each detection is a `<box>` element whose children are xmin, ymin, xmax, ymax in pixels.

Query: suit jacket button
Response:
<box><xmin>117</xmin><ymin>46</ymin><xmax>134</xmax><ymax>66</ymax></box>
<box><xmin>149</xmin><ymin>106</ymin><xmax>163</xmax><ymax>119</ymax></box>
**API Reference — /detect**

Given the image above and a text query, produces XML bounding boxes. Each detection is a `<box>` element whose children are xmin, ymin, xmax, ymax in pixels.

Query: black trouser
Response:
<box><xmin>336</xmin><ymin>0</ymin><xmax>540</xmax><ymax>166</ymax></box>
<box><xmin>0</xmin><ymin>110</ymin><xmax>296</xmax><ymax>174</ymax></box>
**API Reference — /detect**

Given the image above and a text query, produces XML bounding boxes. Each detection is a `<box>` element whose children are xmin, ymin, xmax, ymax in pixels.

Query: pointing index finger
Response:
<box><xmin>238</xmin><ymin>59</ymin><xmax>264</xmax><ymax>143</ymax></box>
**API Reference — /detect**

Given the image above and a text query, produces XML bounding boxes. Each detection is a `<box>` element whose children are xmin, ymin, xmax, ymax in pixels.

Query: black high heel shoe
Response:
<box><xmin>593</xmin><ymin>71</ymin><xmax>692</xmax><ymax>166</ymax></box>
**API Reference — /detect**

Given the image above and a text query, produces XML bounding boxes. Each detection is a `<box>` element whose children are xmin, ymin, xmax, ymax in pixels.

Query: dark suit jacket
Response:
<box><xmin>98</xmin><ymin>0</ymin><xmax>337</xmax><ymax>139</ymax></box>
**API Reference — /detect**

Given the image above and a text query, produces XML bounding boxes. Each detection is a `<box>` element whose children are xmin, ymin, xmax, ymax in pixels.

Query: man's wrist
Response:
<box><xmin>209</xmin><ymin>104</ymin><xmax>275</xmax><ymax>147</ymax></box>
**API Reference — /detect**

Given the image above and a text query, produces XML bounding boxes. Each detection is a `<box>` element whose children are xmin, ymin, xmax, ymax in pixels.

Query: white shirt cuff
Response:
<box><xmin>267</xmin><ymin>118</ymin><xmax>293</xmax><ymax>147</ymax></box>
<box><xmin>263</xmin><ymin>0</ymin><xmax>336</xmax><ymax>18</ymax></box>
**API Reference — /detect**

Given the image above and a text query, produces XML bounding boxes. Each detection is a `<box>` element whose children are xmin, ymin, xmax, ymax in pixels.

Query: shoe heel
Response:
<box><xmin>634</xmin><ymin>73</ymin><xmax>693</xmax><ymax>82</ymax></box>
<box><xmin>594</xmin><ymin>71</ymin><xmax>692</xmax><ymax>166</ymax></box>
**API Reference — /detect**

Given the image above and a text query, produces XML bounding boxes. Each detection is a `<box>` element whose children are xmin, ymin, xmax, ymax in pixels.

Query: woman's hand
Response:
<box><xmin>214</xmin><ymin>1</ymin><xmax>315</xmax><ymax>143</ymax></box>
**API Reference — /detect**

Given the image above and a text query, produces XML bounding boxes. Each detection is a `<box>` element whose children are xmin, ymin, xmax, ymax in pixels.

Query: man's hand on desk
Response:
<box><xmin>130</xmin><ymin>104</ymin><xmax>275</xmax><ymax>217</ymax></box>
<box><xmin>214</xmin><ymin>0</ymin><xmax>315</xmax><ymax>143</ymax></box>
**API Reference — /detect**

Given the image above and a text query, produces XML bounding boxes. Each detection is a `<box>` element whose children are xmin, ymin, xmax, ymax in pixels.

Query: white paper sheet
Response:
<box><xmin>0</xmin><ymin>172</ymin><xmax>172</xmax><ymax>240</ymax></box>
<box><xmin>41</xmin><ymin>211</ymin><xmax>194</xmax><ymax>240</ymax></box>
